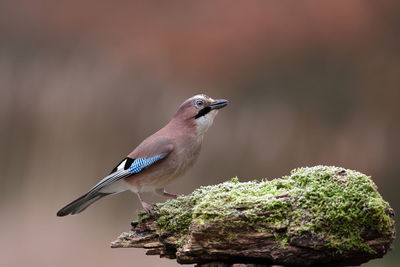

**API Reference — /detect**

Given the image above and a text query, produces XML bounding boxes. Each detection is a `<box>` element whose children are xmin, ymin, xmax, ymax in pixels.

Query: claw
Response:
<box><xmin>141</xmin><ymin>201</ymin><xmax>154</xmax><ymax>213</ymax></box>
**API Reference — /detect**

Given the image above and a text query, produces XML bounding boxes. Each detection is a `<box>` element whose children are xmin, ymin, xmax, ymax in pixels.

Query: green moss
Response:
<box><xmin>227</xmin><ymin>232</ymin><xmax>236</xmax><ymax>242</ymax></box>
<box><xmin>142</xmin><ymin>166</ymin><xmax>394</xmax><ymax>253</ymax></box>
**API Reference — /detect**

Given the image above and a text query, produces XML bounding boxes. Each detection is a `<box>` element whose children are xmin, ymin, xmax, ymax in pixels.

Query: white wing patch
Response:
<box><xmin>115</xmin><ymin>159</ymin><xmax>126</xmax><ymax>172</ymax></box>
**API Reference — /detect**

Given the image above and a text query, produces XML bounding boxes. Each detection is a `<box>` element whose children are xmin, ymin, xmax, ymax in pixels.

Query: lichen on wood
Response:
<box><xmin>112</xmin><ymin>166</ymin><xmax>395</xmax><ymax>266</ymax></box>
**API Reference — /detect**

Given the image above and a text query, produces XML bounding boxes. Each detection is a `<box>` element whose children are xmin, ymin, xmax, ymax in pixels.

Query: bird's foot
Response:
<box><xmin>141</xmin><ymin>201</ymin><xmax>154</xmax><ymax>213</ymax></box>
<box><xmin>155</xmin><ymin>188</ymin><xmax>182</xmax><ymax>199</ymax></box>
<box><xmin>163</xmin><ymin>191</ymin><xmax>181</xmax><ymax>199</ymax></box>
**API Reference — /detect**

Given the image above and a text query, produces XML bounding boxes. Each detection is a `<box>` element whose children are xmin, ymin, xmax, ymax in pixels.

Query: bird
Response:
<box><xmin>57</xmin><ymin>94</ymin><xmax>228</xmax><ymax>216</ymax></box>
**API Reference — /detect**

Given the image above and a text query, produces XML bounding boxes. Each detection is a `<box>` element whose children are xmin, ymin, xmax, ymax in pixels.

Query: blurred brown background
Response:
<box><xmin>0</xmin><ymin>1</ymin><xmax>398</xmax><ymax>266</ymax></box>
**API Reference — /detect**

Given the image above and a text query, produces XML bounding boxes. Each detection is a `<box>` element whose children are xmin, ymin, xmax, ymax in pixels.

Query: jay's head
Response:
<box><xmin>174</xmin><ymin>94</ymin><xmax>228</xmax><ymax>134</ymax></box>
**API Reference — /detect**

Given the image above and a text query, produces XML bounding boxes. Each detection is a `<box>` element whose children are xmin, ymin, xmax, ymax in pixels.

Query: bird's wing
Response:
<box><xmin>85</xmin><ymin>137</ymin><xmax>174</xmax><ymax>197</ymax></box>
<box><xmin>86</xmin><ymin>154</ymin><xmax>169</xmax><ymax>197</ymax></box>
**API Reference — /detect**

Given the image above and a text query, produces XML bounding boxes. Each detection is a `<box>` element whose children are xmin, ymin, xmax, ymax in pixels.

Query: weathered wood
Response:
<box><xmin>112</xmin><ymin>166</ymin><xmax>395</xmax><ymax>266</ymax></box>
<box><xmin>112</xmin><ymin>214</ymin><xmax>394</xmax><ymax>266</ymax></box>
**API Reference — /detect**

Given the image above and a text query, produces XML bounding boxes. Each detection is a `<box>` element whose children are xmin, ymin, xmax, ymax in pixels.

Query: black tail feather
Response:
<box><xmin>57</xmin><ymin>192</ymin><xmax>111</xmax><ymax>217</ymax></box>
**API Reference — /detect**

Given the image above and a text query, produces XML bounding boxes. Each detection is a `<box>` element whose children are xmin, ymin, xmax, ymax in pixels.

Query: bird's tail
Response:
<box><xmin>57</xmin><ymin>192</ymin><xmax>111</xmax><ymax>217</ymax></box>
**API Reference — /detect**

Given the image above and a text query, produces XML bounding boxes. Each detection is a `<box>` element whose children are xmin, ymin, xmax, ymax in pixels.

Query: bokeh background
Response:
<box><xmin>0</xmin><ymin>1</ymin><xmax>398</xmax><ymax>266</ymax></box>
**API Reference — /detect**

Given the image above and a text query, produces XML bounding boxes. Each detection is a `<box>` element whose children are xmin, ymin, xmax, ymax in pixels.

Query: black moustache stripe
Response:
<box><xmin>195</xmin><ymin>106</ymin><xmax>211</xmax><ymax>119</ymax></box>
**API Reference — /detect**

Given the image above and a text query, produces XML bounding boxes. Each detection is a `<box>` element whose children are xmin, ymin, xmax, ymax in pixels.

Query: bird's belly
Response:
<box><xmin>125</xmin><ymin>157</ymin><xmax>197</xmax><ymax>192</ymax></box>
<box><xmin>124</xmin><ymin>165</ymin><xmax>177</xmax><ymax>192</ymax></box>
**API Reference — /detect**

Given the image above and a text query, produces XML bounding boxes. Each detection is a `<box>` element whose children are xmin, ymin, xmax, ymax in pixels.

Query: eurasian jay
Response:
<box><xmin>57</xmin><ymin>94</ymin><xmax>228</xmax><ymax>216</ymax></box>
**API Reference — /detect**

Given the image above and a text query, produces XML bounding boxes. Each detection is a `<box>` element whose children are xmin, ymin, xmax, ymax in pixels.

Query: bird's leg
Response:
<box><xmin>136</xmin><ymin>192</ymin><xmax>153</xmax><ymax>213</ymax></box>
<box><xmin>155</xmin><ymin>188</ymin><xmax>180</xmax><ymax>199</ymax></box>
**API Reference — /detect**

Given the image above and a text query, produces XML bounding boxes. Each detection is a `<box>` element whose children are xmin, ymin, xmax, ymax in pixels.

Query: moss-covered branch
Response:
<box><xmin>112</xmin><ymin>166</ymin><xmax>395</xmax><ymax>267</ymax></box>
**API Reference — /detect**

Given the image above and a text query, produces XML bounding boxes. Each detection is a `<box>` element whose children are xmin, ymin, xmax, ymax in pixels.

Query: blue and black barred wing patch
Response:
<box><xmin>128</xmin><ymin>154</ymin><xmax>165</xmax><ymax>174</ymax></box>
<box><xmin>86</xmin><ymin>154</ymin><xmax>166</xmax><ymax>197</ymax></box>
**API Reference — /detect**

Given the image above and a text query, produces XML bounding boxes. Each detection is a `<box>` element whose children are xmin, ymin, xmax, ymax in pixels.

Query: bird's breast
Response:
<box><xmin>175</xmin><ymin>140</ymin><xmax>202</xmax><ymax>173</ymax></box>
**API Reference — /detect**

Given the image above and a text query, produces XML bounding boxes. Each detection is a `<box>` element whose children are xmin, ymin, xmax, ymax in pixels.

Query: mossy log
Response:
<box><xmin>112</xmin><ymin>166</ymin><xmax>395</xmax><ymax>267</ymax></box>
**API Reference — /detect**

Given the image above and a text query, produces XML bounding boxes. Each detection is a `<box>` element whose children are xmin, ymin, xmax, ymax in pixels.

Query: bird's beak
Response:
<box><xmin>208</xmin><ymin>99</ymin><xmax>229</xmax><ymax>110</ymax></box>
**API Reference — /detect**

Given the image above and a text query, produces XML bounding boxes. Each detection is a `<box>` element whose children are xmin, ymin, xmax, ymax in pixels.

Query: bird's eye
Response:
<box><xmin>195</xmin><ymin>99</ymin><xmax>204</xmax><ymax>107</ymax></box>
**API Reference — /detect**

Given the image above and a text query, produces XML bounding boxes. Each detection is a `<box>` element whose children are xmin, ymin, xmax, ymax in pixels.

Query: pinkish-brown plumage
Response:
<box><xmin>57</xmin><ymin>94</ymin><xmax>228</xmax><ymax>216</ymax></box>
